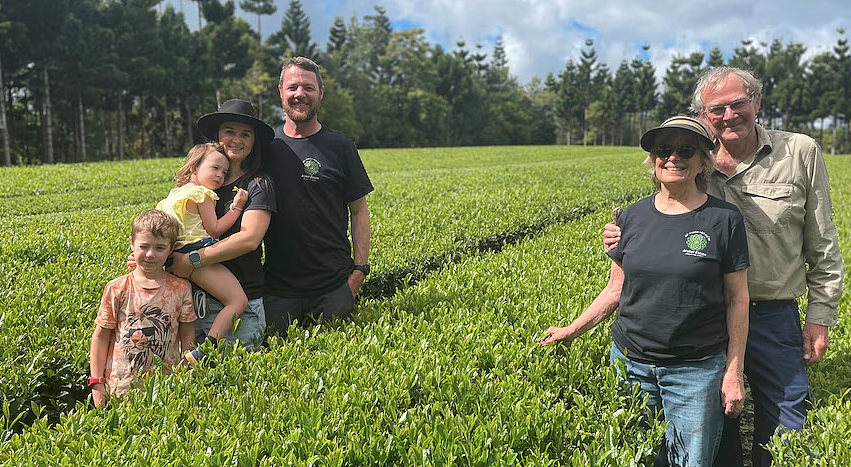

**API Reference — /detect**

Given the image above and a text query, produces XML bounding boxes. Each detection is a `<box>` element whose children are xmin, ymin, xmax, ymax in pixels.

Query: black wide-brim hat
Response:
<box><xmin>196</xmin><ymin>99</ymin><xmax>274</xmax><ymax>145</ymax></box>
<box><xmin>640</xmin><ymin>116</ymin><xmax>716</xmax><ymax>152</ymax></box>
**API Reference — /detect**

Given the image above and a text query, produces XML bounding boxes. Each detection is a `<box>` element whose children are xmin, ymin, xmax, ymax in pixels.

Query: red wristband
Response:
<box><xmin>88</xmin><ymin>376</ymin><xmax>106</xmax><ymax>386</ymax></box>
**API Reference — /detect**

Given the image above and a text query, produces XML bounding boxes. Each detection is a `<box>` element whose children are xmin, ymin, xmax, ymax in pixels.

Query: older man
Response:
<box><xmin>695</xmin><ymin>66</ymin><xmax>843</xmax><ymax>467</ymax></box>
<box><xmin>605</xmin><ymin>66</ymin><xmax>843</xmax><ymax>467</ymax></box>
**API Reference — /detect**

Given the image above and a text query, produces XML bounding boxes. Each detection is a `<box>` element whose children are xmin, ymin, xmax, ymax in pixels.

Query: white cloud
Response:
<box><xmin>167</xmin><ymin>0</ymin><xmax>851</xmax><ymax>84</ymax></box>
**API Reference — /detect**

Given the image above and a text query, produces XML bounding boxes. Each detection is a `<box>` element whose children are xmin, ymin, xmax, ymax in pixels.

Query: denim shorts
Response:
<box><xmin>193</xmin><ymin>291</ymin><xmax>266</xmax><ymax>350</ymax></box>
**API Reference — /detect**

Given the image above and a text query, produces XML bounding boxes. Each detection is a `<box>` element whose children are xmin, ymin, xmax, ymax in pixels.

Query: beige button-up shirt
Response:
<box><xmin>707</xmin><ymin>125</ymin><xmax>843</xmax><ymax>326</ymax></box>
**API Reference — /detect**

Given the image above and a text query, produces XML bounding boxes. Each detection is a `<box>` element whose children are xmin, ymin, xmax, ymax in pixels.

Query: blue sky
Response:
<box><xmin>163</xmin><ymin>0</ymin><xmax>851</xmax><ymax>85</ymax></box>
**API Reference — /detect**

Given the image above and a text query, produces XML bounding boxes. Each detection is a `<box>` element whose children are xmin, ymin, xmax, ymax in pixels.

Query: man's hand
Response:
<box><xmin>803</xmin><ymin>322</ymin><xmax>829</xmax><ymax>365</ymax></box>
<box><xmin>348</xmin><ymin>270</ymin><xmax>365</xmax><ymax>298</ymax></box>
<box><xmin>603</xmin><ymin>222</ymin><xmax>621</xmax><ymax>252</ymax></box>
<box><xmin>170</xmin><ymin>252</ymin><xmax>193</xmax><ymax>279</ymax></box>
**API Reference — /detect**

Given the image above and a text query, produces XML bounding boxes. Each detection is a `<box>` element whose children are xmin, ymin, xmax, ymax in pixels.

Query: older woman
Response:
<box><xmin>171</xmin><ymin>99</ymin><xmax>276</xmax><ymax>351</ymax></box>
<box><xmin>541</xmin><ymin>116</ymin><xmax>749</xmax><ymax>467</ymax></box>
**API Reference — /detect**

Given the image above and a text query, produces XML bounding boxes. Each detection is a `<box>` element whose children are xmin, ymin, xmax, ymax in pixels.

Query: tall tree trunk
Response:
<box><xmin>140</xmin><ymin>97</ymin><xmax>147</xmax><ymax>158</ymax></box>
<box><xmin>118</xmin><ymin>91</ymin><xmax>125</xmax><ymax>160</ymax></box>
<box><xmin>0</xmin><ymin>48</ymin><xmax>11</xmax><ymax>166</ymax></box>
<box><xmin>185</xmin><ymin>98</ymin><xmax>193</xmax><ymax>148</ymax></box>
<box><xmin>164</xmin><ymin>98</ymin><xmax>174</xmax><ymax>157</ymax></box>
<box><xmin>78</xmin><ymin>92</ymin><xmax>87</xmax><ymax>161</ymax></box>
<box><xmin>42</xmin><ymin>67</ymin><xmax>55</xmax><ymax>164</ymax></box>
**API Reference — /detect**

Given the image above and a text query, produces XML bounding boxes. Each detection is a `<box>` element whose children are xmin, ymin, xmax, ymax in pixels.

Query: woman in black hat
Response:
<box><xmin>171</xmin><ymin>99</ymin><xmax>276</xmax><ymax>352</ymax></box>
<box><xmin>541</xmin><ymin>116</ymin><xmax>750</xmax><ymax>467</ymax></box>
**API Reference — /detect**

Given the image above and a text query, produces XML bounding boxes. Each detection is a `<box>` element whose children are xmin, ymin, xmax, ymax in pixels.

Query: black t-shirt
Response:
<box><xmin>210</xmin><ymin>172</ymin><xmax>276</xmax><ymax>300</ymax></box>
<box><xmin>262</xmin><ymin>126</ymin><xmax>373</xmax><ymax>296</ymax></box>
<box><xmin>608</xmin><ymin>194</ymin><xmax>749</xmax><ymax>364</ymax></box>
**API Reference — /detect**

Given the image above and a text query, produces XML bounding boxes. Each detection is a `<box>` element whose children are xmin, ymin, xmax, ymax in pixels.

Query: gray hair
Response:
<box><xmin>692</xmin><ymin>66</ymin><xmax>763</xmax><ymax>114</ymax></box>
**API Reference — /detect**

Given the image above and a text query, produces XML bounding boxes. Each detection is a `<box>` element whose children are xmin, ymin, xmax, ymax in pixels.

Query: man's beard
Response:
<box><xmin>283</xmin><ymin>99</ymin><xmax>319</xmax><ymax>123</ymax></box>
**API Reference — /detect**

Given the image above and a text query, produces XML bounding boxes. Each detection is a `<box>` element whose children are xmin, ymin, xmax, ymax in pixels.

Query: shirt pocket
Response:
<box><xmin>738</xmin><ymin>184</ymin><xmax>793</xmax><ymax>233</ymax></box>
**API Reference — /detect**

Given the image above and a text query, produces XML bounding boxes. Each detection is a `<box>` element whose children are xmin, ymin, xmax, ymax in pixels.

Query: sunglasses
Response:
<box><xmin>652</xmin><ymin>145</ymin><xmax>698</xmax><ymax>160</ymax></box>
<box><xmin>705</xmin><ymin>97</ymin><xmax>753</xmax><ymax>117</ymax></box>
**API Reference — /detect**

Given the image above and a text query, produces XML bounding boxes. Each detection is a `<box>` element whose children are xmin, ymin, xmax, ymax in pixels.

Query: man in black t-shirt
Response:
<box><xmin>262</xmin><ymin>57</ymin><xmax>374</xmax><ymax>333</ymax></box>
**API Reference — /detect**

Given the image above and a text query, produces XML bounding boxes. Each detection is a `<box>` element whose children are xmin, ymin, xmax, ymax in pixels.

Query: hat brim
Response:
<box><xmin>640</xmin><ymin>123</ymin><xmax>716</xmax><ymax>152</ymax></box>
<box><xmin>196</xmin><ymin>112</ymin><xmax>275</xmax><ymax>146</ymax></box>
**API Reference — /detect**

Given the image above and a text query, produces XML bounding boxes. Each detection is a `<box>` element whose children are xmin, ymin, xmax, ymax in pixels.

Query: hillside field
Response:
<box><xmin>1</xmin><ymin>146</ymin><xmax>850</xmax><ymax>466</ymax></box>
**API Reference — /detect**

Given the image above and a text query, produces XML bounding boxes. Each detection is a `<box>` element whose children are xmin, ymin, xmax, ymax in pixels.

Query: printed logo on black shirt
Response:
<box><xmin>302</xmin><ymin>158</ymin><xmax>321</xmax><ymax>182</ymax></box>
<box><xmin>683</xmin><ymin>231</ymin><xmax>710</xmax><ymax>257</ymax></box>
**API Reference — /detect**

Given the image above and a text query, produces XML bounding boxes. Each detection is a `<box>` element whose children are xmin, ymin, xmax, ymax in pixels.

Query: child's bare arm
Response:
<box><xmin>89</xmin><ymin>325</ymin><xmax>113</xmax><ymax>407</ymax></box>
<box><xmin>198</xmin><ymin>190</ymin><xmax>248</xmax><ymax>238</ymax></box>
<box><xmin>178</xmin><ymin>321</ymin><xmax>195</xmax><ymax>356</ymax></box>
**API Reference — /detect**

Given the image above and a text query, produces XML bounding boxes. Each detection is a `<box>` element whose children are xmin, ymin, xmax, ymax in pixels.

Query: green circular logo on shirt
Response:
<box><xmin>686</xmin><ymin>233</ymin><xmax>708</xmax><ymax>251</ymax></box>
<box><xmin>303</xmin><ymin>158</ymin><xmax>321</xmax><ymax>176</ymax></box>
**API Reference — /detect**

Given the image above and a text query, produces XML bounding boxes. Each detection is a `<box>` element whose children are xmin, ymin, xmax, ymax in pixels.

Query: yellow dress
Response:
<box><xmin>156</xmin><ymin>183</ymin><xmax>219</xmax><ymax>248</ymax></box>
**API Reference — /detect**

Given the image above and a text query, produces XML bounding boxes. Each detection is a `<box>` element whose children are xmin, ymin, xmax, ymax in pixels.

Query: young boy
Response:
<box><xmin>89</xmin><ymin>209</ymin><xmax>196</xmax><ymax>407</ymax></box>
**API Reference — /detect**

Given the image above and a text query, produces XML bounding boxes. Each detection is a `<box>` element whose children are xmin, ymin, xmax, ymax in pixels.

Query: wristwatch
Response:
<box><xmin>353</xmin><ymin>264</ymin><xmax>370</xmax><ymax>276</ymax></box>
<box><xmin>188</xmin><ymin>250</ymin><xmax>202</xmax><ymax>269</ymax></box>
<box><xmin>88</xmin><ymin>376</ymin><xmax>106</xmax><ymax>386</ymax></box>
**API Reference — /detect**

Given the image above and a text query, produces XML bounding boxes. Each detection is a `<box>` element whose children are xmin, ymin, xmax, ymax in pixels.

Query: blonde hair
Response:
<box><xmin>174</xmin><ymin>143</ymin><xmax>228</xmax><ymax>187</ymax></box>
<box><xmin>131</xmin><ymin>209</ymin><xmax>181</xmax><ymax>245</ymax></box>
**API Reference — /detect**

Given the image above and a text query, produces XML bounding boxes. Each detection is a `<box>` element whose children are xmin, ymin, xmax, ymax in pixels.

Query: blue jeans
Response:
<box><xmin>611</xmin><ymin>343</ymin><xmax>726</xmax><ymax>467</ymax></box>
<box><xmin>713</xmin><ymin>300</ymin><xmax>809</xmax><ymax>467</ymax></box>
<box><xmin>194</xmin><ymin>292</ymin><xmax>267</xmax><ymax>349</ymax></box>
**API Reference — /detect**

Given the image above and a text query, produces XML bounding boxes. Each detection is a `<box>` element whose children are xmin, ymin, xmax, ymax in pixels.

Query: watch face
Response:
<box><xmin>355</xmin><ymin>264</ymin><xmax>370</xmax><ymax>275</ymax></box>
<box><xmin>189</xmin><ymin>251</ymin><xmax>201</xmax><ymax>266</ymax></box>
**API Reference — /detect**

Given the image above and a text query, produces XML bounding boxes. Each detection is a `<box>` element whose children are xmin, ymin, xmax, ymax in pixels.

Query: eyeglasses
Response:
<box><xmin>705</xmin><ymin>97</ymin><xmax>754</xmax><ymax>117</ymax></box>
<box><xmin>652</xmin><ymin>145</ymin><xmax>697</xmax><ymax>160</ymax></box>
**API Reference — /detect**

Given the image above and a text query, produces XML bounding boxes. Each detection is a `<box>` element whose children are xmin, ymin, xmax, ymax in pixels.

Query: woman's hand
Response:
<box><xmin>721</xmin><ymin>369</ymin><xmax>745</xmax><ymax>418</ymax></box>
<box><xmin>603</xmin><ymin>222</ymin><xmax>620</xmax><ymax>252</ymax></box>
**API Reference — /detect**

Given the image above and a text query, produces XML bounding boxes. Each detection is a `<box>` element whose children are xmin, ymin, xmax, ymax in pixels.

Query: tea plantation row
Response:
<box><xmin>0</xmin><ymin>146</ymin><xmax>849</xmax><ymax>465</ymax></box>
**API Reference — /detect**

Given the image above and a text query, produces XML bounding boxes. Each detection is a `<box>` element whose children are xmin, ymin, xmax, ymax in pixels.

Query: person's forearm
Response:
<box><xmin>725</xmin><ymin>301</ymin><xmax>748</xmax><ymax>375</ymax></box>
<box><xmin>179</xmin><ymin>322</ymin><xmax>195</xmax><ymax>354</ymax></box>
<box><xmin>724</xmin><ymin>270</ymin><xmax>749</xmax><ymax>374</ymax></box>
<box><xmin>206</xmin><ymin>208</ymin><xmax>242</xmax><ymax>239</ymax></box>
<box><xmin>566</xmin><ymin>285</ymin><xmax>620</xmax><ymax>338</ymax></box>
<box><xmin>350</xmin><ymin>199</ymin><xmax>370</xmax><ymax>265</ymax></box>
<box><xmin>90</xmin><ymin>326</ymin><xmax>112</xmax><ymax>377</ymax></box>
<box><xmin>199</xmin><ymin>210</ymin><xmax>270</xmax><ymax>265</ymax></box>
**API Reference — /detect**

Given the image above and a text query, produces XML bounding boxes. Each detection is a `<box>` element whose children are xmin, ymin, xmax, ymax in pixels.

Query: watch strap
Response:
<box><xmin>88</xmin><ymin>376</ymin><xmax>106</xmax><ymax>386</ymax></box>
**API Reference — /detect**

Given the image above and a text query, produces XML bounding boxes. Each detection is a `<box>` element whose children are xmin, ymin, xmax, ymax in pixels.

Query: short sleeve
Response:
<box><xmin>183</xmin><ymin>184</ymin><xmax>218</xmax><ymax>204</ymax></box>
<box><xmin>95</xmin><ymin>280</ymin><xmax>121</xmax><ymax>329</ymax></box>
<box><xmin>723</xmin><ymin>210</ymin><xmax>750</xmax><ymax>274</ymax></box>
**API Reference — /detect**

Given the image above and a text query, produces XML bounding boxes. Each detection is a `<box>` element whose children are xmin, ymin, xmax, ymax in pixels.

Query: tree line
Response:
<box><xmin>0</xmin><ymin>0</ymin><xmax>849</xmax><ymax>166</ymax></box>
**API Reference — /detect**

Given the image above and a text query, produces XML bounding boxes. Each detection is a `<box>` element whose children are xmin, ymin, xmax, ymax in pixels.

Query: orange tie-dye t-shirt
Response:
<box><xmin>95</xmin><ymin>273</ymin><xmax>195</xmax><ymax>396</ymax></box>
